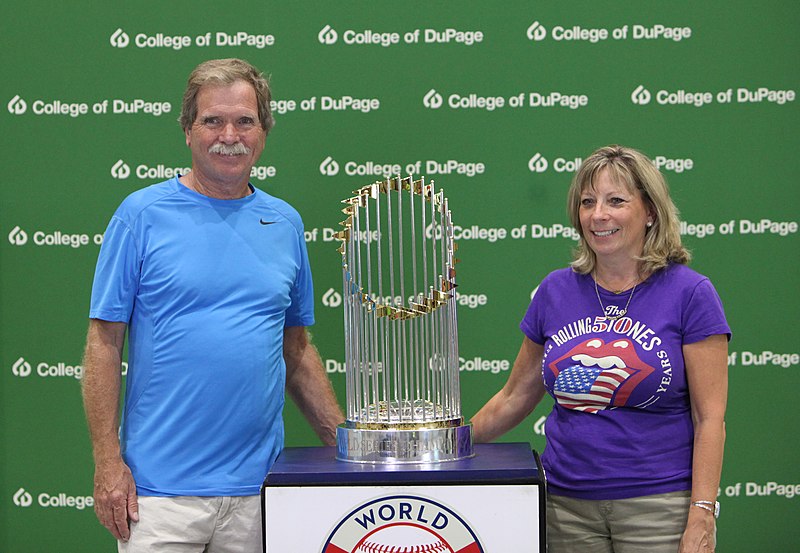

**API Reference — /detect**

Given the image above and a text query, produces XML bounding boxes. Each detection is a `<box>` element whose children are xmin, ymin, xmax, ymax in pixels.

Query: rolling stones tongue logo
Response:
<box><xmin>547</xmin><ymin>338</ymin><xmax>655</xmax><ymax>413</ymax></box>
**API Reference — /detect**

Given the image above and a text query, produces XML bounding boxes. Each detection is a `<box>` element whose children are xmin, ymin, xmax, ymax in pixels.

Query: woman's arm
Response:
<box><xmin>679</xmin><ymin>333</ymin><xmax>729</xmax><ymax>553</ymax></box>
<box><xmin>471</xmin><ymin>337</ymin><xmax>547</xmax><ymax>443</ymax></box>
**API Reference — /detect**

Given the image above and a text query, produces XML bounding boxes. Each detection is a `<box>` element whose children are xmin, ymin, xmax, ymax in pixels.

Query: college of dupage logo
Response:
<box><xmin>323</xmin><ymin>495</ymin><xmax>483</xmax><ymax>553</ymax></box>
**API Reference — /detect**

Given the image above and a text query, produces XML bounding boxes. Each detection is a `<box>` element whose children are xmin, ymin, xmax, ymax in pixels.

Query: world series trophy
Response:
<box><xmin>333</xmin><ymin>175</ymin><xmax>474</xmax><ymax>464</ymax></box>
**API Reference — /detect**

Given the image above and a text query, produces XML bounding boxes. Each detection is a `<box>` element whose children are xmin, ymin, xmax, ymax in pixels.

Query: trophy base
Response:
<box><xmin>336</xmin><ymin>422</ymin><xmax>474</xmax><ymax>464</ymax></box>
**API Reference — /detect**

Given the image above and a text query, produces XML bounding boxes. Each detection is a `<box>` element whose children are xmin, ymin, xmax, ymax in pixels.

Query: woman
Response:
<box><xmin>471</xmin><ymin>145</ymin><xmax>729</xmax><ymax>553</ymax></box>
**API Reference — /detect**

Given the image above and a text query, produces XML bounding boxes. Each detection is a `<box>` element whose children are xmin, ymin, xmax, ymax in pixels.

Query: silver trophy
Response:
<box><xmin>334</xmin><ymin>175</ymin><xmax>473</xmax><ymax>464</ymax></box>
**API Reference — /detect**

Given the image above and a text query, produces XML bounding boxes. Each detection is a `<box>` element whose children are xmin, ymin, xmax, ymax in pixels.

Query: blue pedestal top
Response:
<box><xmin>265</xmin><ymin>442</ymin><xmax>542</xmax><ymax>486</ymax></box>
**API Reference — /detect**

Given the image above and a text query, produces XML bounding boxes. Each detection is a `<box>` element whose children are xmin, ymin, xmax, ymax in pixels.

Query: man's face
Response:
<box><xmin>185</xmin><ymin>80</ymin><xmax>266</xmax><ymax>188</ymax></box>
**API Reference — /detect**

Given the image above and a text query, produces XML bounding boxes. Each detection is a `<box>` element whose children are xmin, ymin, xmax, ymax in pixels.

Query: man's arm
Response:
<box><xmin>81</xmin><ymin>319</ymin><xmax>138</xmax><ymax>541</ymax></box>
<box><xmin>283</xmin><ymin>326</ymin><xmax>345</xmax><ymax>445</ymax></box>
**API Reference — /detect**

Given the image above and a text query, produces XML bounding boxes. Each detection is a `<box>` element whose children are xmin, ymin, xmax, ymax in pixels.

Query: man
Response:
<box><xmin>82</xmin><ymin>58</ymin><xmax>344</xmax><ymax>552</ymax></box>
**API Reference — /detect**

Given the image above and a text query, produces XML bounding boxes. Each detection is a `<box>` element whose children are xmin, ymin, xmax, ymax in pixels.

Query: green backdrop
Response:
<box><xmin>2</xmin><ymin>1</ymin><xmax>798</xmax><ymax>551</ymax></box>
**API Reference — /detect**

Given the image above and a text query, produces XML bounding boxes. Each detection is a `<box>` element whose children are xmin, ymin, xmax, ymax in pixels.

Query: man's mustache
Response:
<box><xmin>208</xmin><ymin>143</ymin><xmax>250</xmax><ymax>156</ymax></box>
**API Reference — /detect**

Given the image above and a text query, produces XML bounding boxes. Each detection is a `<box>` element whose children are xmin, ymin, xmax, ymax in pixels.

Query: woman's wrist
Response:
<box><xmin>690</xmin><ymin>500</ymin><xmax>719</xmax><ymax>518</ymax></box>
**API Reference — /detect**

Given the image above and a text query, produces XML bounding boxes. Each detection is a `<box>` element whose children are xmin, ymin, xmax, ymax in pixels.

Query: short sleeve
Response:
<box><xmin>520</xmin><ymin>278</ymin><xmax>548</xmax><ymax>345</ymax></box>
<box><xmin>89</xmin><ymin>216</ymin><xmax>141</xmax><ymax>322</ymax></box>
<box><xmin>284</xmin><ymin>224</ymin><xmax>315</xmax><ymax>327</ymax></box>
<box><xmin>682</xmin><ymin>278</ymin><xmax>731</xmax><ymax>344</ymax></box>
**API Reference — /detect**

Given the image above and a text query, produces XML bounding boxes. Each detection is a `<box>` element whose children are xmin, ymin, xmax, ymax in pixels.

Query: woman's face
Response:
<box><xmin>578</xmin><ymin>168</ymin><xmax>653</xmax><ymax>267</ymax></box>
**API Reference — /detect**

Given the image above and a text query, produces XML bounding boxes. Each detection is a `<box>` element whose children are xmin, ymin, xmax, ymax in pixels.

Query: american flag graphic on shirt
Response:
<box><xmin>553</xmin><ymin>364</ymin><xmax>637</xmax><ymax>413</ymax></box>
<box><xmin>547</xmin><ymin>338</ymin><xmax>656</xmax><ymax>413</ymax></box>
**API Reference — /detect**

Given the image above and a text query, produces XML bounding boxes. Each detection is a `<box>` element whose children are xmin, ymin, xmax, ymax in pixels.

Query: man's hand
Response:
<box><xmin>93</xmin><ymin>457</ymin><xmax>139</xmax><ymax>541</ymax></box>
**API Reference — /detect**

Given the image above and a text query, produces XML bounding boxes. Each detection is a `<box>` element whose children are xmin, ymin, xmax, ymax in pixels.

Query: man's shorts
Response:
<box><xmin>119</xmin><ymin>495</ymin><xmax>261</xmax><ymax>553</ymax></box>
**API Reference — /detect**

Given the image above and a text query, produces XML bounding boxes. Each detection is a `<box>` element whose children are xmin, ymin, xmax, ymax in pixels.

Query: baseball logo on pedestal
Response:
<box><xmin>323</xmin><ymin>495</ymin><xmax>483</xmax><ymax>553</ymax></box>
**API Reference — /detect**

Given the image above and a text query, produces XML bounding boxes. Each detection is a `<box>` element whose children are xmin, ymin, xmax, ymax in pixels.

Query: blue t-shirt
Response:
<box><xmin>89</xmin><ymin>177</ymin><xmax>315</xmax><ymax>496</ymax></box>
<box><xmin>521</xmin><ymin>264</ymin><xmax>730</xmax><ymax>500</ymax></box>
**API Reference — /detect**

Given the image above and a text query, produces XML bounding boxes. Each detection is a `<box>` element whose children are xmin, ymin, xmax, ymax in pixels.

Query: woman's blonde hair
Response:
<box><xmin>567</xmin><ymin>145</ymin><xmax>690</xmax><ymax>275</ymax></box>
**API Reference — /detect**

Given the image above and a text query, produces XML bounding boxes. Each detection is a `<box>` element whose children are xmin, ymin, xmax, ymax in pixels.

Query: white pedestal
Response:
<box><xmin>262</xmin><ymin>443</ymin><xmax>545</xmax><ymax>552</ymax></box>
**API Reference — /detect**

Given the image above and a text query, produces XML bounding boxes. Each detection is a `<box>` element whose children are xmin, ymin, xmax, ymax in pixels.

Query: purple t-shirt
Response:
<box><xmin>521</xmin><ymin>264</ymin><xmax>730</xmax><ymax>500</ymax></box>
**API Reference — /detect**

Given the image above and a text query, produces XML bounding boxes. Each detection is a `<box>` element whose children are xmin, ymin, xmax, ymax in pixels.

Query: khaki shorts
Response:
<box><xmin>119</xmin><ymin>495</ymin><xmax>262</xmax><ymax>553</ymax></box>
<box><xmin>547</xmin><ymin>490</ymin><xmax>692</xmax><ymax>553</ymax></box>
